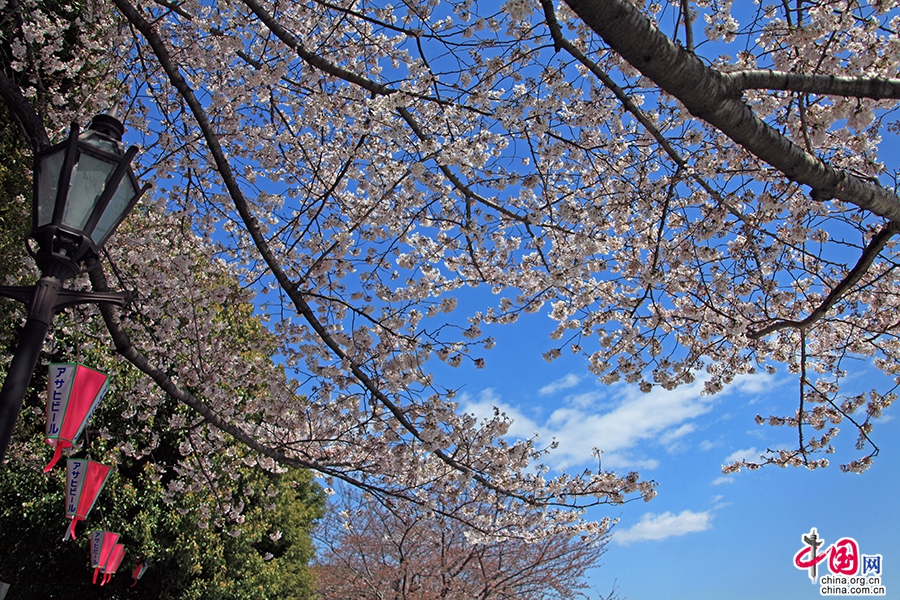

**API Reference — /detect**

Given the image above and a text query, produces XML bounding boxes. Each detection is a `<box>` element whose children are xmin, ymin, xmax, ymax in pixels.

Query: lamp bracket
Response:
<box><xmin>0</xmin><ymin>285</ymin><xmax>131</xmax><ymax>313</ymax></box>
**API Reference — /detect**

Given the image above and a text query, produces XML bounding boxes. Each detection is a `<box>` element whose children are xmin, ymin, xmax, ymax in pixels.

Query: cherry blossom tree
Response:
<box><xmin>1</xmin><ymin>0</ymin><xmax>899</xmax><ymax>542</ymax></box>
<box><xmin>314</xmin><ymin>488</ymin><xmax>611</xmax><ymax>600</ymax></box>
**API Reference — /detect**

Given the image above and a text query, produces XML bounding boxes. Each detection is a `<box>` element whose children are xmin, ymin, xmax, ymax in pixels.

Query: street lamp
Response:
<box><xmin>0</xmin><ymin>113</ymin><xmax>148</xmax><ymax>464</ymax></box>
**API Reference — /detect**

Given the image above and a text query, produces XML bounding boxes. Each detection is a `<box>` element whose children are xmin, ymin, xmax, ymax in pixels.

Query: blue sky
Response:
<box><xmin>428</xmin><ymin>301</ymin><xmax>899</xmax><ymax>600</ymax></box>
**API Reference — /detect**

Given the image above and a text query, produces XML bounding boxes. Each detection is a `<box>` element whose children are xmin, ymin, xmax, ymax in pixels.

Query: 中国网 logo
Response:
<box><xmin>794</xmin><ymin>527</ymin><xmax>885</xmax><ymax>596</ymax></box>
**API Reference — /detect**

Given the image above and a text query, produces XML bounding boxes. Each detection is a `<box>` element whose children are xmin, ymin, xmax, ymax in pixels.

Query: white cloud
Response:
<box><xmin>734</xmin><ymin>372</ymin><xmax>778</xmax><ymax>394</ymax></box>
<box><xmin>614</xmin><ymin>510</ymin><xmax>712</xmax><ymax>545</ymax></box>
<box><xmin>539</xmin><ymin>373</ymin><xmax>582</xmax><ymax>396</ymax></box>
<box><xmin>540</xmin><ymin>377</ymin><xmax>719</xmax><ymax>469</ymax></box>
<box><xmin>460</xmin><ymin>389</ymin><xmax>540</xmax><ymax>441</ymax></box>
<box><xmin>659</xmin><ymin>423</ymin><xmax>697</xmax><ymax>449</ymax></box>
<box><xmin>723</xmin><ymin>447</ymin><xmax>761</xmax><ymax>465</ymax></box>
<box><xmin>567</xmin><ymin>390</ymin><xmax>605</xmax><ymax>409</ymax></box>
<box><xmin>461</xmin><ymin>374</ymin><xmax>769</xmax><ymax>471</ymax></box>
<box><xmin>698</xmin><ymin>439</ymin><xmax>720</xmax><ymax>452</ymax></box>
<box><xmin>711</xmin><ymin>476</ymin><xmax>734</xmax><ymax>486</ymax></box>
<box><xmin>712</xmin><ymin>495</ymin><xmax>731</xmax><ymax>509</ymax></box>
<box><xmin>460</xmin><ymin>377</ymin><xmax>716</xmax><ymax>469</ymax></box>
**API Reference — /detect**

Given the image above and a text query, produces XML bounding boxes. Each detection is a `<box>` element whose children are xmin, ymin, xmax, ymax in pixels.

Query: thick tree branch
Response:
<box><xmin>563</xmin><ymin>0</ymin><xmax>900</xmax><ymax>221</ymax></box>
<box><xmin>726</xmin><ymin>70</ymin><xmax>900</xmax><ymax>99</ymax></box>
<box><xmin>541</xmin><ymin>0</ymin><xmax>823</xmax><ymax>266</ymax></box>
<box><xmin>0</xmin><ymin>70</ymin><xmax>50</xmax><ymax>152</ymax></box>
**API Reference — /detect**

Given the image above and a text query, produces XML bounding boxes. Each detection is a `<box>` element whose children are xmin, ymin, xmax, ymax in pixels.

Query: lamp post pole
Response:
<box><xmin>0</xmin><ymin>267</ymin><xmax>63</xmax><ymax>463</ymax></box>
<box><xmin>0</xmin><ymin>113</ymin><xmax>146</xmax><ymax>465</ymax></box>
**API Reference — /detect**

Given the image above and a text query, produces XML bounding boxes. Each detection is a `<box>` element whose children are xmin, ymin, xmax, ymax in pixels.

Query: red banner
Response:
<box><xmin>130</xmin><ymin>561</ymin><xmax>149</xmax><ymax>587</ymax></box>
<box><xmin>44</xmin><ymin>364</ymin><xmax>109</xmax><ymax>472</ymax></box>
<box><xmin>64</xmin><ymin>458</ymin><xmax>111</xmax><ymax>540</ymax></box>
<box><xmin>100</xmin><ymin>544</ymin><xmax>126</xmax><ymax>586</ymax></box>
<box><xmin>89</xmin><ymin>531</ymin><xmax>120</xmax><ymax>585</ymax></box>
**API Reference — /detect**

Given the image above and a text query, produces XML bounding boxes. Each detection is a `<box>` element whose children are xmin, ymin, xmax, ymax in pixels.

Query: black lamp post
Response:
<box><xmin>0</xmin><ymin>113</ymin><xmax>148</xmax><ymax>464</ymax></box>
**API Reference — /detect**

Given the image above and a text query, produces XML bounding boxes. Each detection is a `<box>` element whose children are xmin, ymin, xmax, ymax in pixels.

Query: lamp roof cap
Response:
<box><xmin>88</xmin><ymin>114</ymin><xmax>124</xmax><ymax>141</ymax></box>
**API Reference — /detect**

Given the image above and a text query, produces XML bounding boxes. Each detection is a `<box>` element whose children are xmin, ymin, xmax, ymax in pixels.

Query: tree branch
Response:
<box><xmin>748</xmin><ymin>220</ymin><xmax>900</xmax><ymax>339</ymax></box>
<box><xmin>563</xmin><ymin>0</ymin><xmax>900</xmax><ymax>221</ymax></box>
<box><xmin>87</xmin><ymin>257</ymin><xmax>515</xmax><ymax>528</ymax></box>
<box><xmin>679</xmin><ymin>0</ymin><xmax>693</xmax><ymax>52</ymax></box>
<box><xmin>726</xmin><ymin>70</ymin><xmax>900</xmax><ymax>99</ymax></box>
<box><xmin>0</xmin><ymin>70</ymin><xmax>50</xmax><ymax>152</ymax></box>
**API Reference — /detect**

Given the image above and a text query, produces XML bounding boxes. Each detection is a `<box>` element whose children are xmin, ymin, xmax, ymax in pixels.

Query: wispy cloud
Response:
<box><xmin>734</xmin><ymin>374</ymin><xmax>778</xmax><ymax>395</ymax></box>
<box><xmin>460</xmin><ymin>389</ymin><xmax>540</xmax><ymax>441</ymax></box>
<box><xmin>723</xmin><ymin>447</ymin><xmax>761</xmax><ymax>465</ymax></box>
<box><xmin>711</xmin><ymin>495</ymin><xmax>731</xmax><ymax>509</ymax></box>
<box><xmin>711</xmin><ymin>476</ymin><xmax>735</xmax><ymax>486</ymax></box>
<box><xmin>659</xmin><ymin>423</ymin><xmax>697</xmax><ymax>452</ymax></box>
<box><xmin>614</xmin><ymin>510</ymin><xmax>712</xmax><ymax>545</ymax></box>
<box><xmin>539</xmin><ymin>377</ymin><xmax>720</xmax><ymax>469</ymax></box>
<box><xmin>698</xmin><ymin>439</ymin><xmax>720</xmax><ymax>452</ymax></box>
<box><xmin>539</xmin><ymin>373</ymin><xmax>582</xmax><ymax>396</ymax></box>
<box><xmin>460</xmin><ymin>373</ymin><xmax>768</xmax><ymax>471</ymax></box>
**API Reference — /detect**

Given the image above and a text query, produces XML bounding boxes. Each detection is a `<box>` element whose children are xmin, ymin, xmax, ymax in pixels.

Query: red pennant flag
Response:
<box><xmin>64</xmin><ymin>458</ymin><xmax>111</xmax><ymax>540</ymax></box>
<box><xmin>44</xmin><ymin>364</ymin><xmax>109</xmax><ymax>472</ymax></box>
<box><xmin>130</xmin><ymin>561</ymin><xmax>149</xmax><ymax>587</ymax></box>
<box><xmin>89</xmin><ymin>531</ymin><xmax>119</xmax><ymax>584</ymax></box>
<box><xmin>101</xmin><ymin>544</ymin><xmax>126</xmax><ymax>586</ymax></box>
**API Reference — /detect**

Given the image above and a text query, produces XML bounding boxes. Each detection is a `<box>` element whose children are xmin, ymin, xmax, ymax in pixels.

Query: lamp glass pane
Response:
<box><xmin>62</xmin><ymin>153</ymin><xmax>117</xmax><ymax>236</ymax></box>
<box><xmin>36</xmin><ymin>149</ymin><xmax>66</xmax><ymax>227</ymax></box>
<box><xmin>91</xmin><ymin>175</ymin><xmax>139</xmax><ymax>246</ymax></box>
<box><xmin>81</xmin><ymin>131</ymin><xmax>119</xmax><ymax>155</ymax></box>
